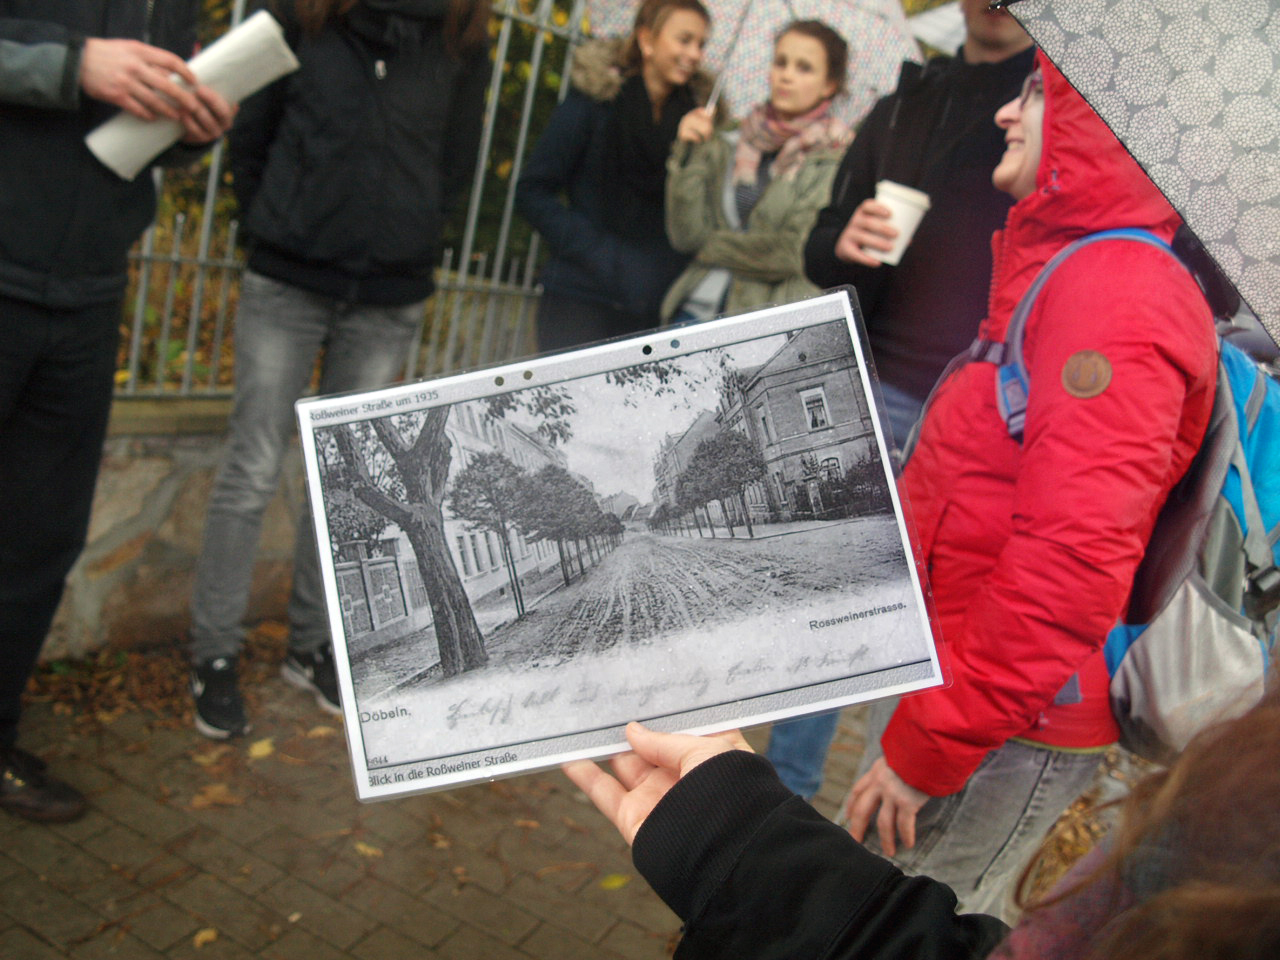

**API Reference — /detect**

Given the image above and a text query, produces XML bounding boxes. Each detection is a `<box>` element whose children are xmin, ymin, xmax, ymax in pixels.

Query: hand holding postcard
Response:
<box><xmin>296</xmin><ymin>291</ymin><xmax>942</xmax><ymax>801</ymax></box>
<box><xmin>86</xmin><ymin>10</ymin><xmax>299</xmax><ymax>180</ymax></box>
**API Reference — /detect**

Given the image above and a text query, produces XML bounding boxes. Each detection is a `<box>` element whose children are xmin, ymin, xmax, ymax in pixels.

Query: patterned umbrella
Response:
<box><xmin>1001</xmin><ymin>0</ymin><xmax>1280</xmax><ymax>347</ymax></box>
<box><xmin>585</xmin><ymin>0</ymin><xmax>921</xmax><ymax>126</ymax></box>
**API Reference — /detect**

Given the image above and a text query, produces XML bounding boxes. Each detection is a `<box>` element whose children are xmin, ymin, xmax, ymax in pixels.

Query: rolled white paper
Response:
<box><xmin>85</xmin><ymin>10</ymin><xmax>300</xmax><ymax>181</ymax></box>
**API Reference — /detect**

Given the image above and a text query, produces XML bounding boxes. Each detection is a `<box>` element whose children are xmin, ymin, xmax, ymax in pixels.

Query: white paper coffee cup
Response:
<box><xmin>864</xmin><ymin>180</ymin><xmax>931</xmax><ymax>266</ymax></box>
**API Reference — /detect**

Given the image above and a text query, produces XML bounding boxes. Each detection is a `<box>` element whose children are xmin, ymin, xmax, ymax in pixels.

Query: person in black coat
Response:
<box><xmin>515</xmin><ymin>0</ymin><xmax>712</xmax><ymax>351</ymax></box>
<box><xmin>565</xmin><ymin>700</ymin><xmax>1280</xmax><ymax>960</ymax></box>
<box><xmin>187</xmin><ymin>0</ymin><xmax>489</xmax><ymax>739</ymax></box>
<box><xmin>0</xmin><ymin>0</ymin><xmax>234</xmax><ymax>823</ymax></box>
<box><xmin>803</xmin><ymin>0</ymin><xmax>1034</xmax><ymax>441</ymax></box>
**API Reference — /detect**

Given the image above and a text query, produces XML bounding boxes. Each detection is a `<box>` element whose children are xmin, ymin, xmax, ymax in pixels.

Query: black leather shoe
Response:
<box><xmin>0</xmin><ymin>746</ymin><xmax>87</xmax><ymax>823</ymax></box>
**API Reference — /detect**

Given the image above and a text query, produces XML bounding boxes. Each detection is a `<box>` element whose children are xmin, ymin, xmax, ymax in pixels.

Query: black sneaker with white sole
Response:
<box><xmin>281</xmin><ymin>647</ymin><xmax>342</xmax><ymax>715</ymax></box>
<box><xmin>191</xmin><ymin>656</ymin><xmax>250</xmax><ymax>739</ymax></box>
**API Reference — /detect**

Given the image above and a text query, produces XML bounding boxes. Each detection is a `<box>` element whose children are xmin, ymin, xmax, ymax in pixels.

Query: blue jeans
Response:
<box><xmin>766</xmin><ymin>711</ymin><xmax>841</xmax><ymax>799</ymax></box>
<box><xmin>189</xmin><ymin>271</ymin><xmax>422</xmax><ymax>663</ymax></box>
<box><xmin>848</xmin><ymin>698</ymin><xmax>1105</xmax><ymax>923</ymax></box>
<box><xmin>874</xmin><ymin>379</ymin><xmax>924</xmax><ymax>453</ymax></box>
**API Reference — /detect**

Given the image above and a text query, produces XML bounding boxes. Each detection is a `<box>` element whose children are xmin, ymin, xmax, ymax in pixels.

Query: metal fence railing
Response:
<box><xmin>118</xmin><ymin>0</ymin><xmax>587</xmax><ymax>397</ymax></box>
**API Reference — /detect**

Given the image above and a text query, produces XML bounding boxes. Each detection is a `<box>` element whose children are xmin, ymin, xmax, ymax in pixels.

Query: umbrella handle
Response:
<box><xmin>703</xmin><ymin>1</ymin><xmax>754</xmax><ymax>112</ymax></box>
<box><xmin>705</xmin><ymin>73</ymin><xmax>726</xmax><ymax>114</ymax></box>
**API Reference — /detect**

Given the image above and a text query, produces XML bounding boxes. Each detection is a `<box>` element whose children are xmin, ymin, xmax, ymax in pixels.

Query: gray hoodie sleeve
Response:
<box><xmin>0</xmin><ymin>19</ymin><xmax>83</xmax><ymax>110</ymax></box>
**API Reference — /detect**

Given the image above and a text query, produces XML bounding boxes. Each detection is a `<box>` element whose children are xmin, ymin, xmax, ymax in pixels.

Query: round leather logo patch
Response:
<box><xmin>1061</xmin><ymin>350</ymin><xmax>1112</xmax><ymax>398</ymax></box>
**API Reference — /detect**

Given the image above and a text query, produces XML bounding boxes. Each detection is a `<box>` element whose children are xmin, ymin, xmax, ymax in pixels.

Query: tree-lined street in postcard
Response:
<box><xmin>304</xmin><ymin>311</ymin><xmax>937</xmax><ymax>791</ymax></box>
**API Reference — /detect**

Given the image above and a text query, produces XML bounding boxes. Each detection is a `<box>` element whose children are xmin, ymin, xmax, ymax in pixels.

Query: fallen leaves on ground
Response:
<box><xmin>191</xmin><ymin>745</ymin><xmax>233</xmax><ymax>768</ymax></box>
<box><xmin>248</xmin><ymin>738</ymin><xmax>275</xmax><ymax>759</ymax></box>
<box><xmin>354</xmin><ymin>841</ymin><xmax>384</xmax><ymax>859</ymax></box>
<box><xmin>428</xmin><ymin>832</ymin><xmax>452</xmax><ymax>849</ymax></box>
<box><xmin>190</xmin><ymin>783</ymin><xmax>245</xmax><ymax>810</ymax></box>
<box><xmin>28</xmin><ymin>623</ymin><xmax>288</xmax><ymax>731</ymax></box>
<box><xmin>193</xmin><ymin>928</ymin><xmax>219</xmax><ymax>948</ymax></box>
<box><xmin>600</xmin><ymin>873</ymin><xmax>632</xmax><ymax>891</ymax></box>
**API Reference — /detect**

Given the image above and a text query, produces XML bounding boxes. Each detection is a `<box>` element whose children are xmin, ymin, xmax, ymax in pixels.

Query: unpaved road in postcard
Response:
<box><xmin>487</xmin><ymin>517</ymin><xmax>908</xmax><ymax>666</ymax></box>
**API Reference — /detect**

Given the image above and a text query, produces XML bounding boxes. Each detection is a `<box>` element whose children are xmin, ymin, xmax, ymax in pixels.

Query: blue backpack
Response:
<box><xmin>988</xmin><ymin>228</ymin><xmax>1280</xmax><ymax>764</ymax></box>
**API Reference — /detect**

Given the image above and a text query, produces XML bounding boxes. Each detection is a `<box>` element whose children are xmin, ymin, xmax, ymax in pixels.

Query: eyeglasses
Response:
<box><xmin>1018</xmin><ymin>69</ymin><xmax>1044</xmax><ymax>108</ymax></box>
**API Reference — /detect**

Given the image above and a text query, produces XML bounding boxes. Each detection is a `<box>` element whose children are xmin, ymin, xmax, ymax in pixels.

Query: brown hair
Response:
<box><xmin>289</xmin><ymin>0</ymin><xmax>356</xmax><ymax>34</ymax></box>
<box><xmin>1019</xmin><ymin>692</ymin><xmax>1280</xmax><ymax>960</ymax></box>
<box><xmin>289</xmin><ymin>0</ymin><xmax>491</xmax><ymax>55</ymax></box>
<box><xmin>622</xmin><ymin>0</ymin><xmax>711</xmax><ymax>76</ymax></box>
<box><xmin>776</xmin><ymin>19</ymin><xmax>848</xmax><ymax>98</ymax></box>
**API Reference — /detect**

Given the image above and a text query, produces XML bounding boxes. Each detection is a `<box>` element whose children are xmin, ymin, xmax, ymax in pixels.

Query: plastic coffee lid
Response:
<box><xmin>876</xmin><ymin>180</ymin><xmax>931</xmax><ymax>210</ymax></box>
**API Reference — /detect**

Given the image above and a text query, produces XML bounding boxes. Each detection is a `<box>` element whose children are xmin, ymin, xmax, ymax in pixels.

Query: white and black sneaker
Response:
<box><xmin>281</xmin><ymin>647</ymin><xmax>342</xmax><ymax>715</ymax></box>
<box><xmin>191</xmin><ymin>657</ymin><xmax>250</xmax><ymax>739</ymax></box>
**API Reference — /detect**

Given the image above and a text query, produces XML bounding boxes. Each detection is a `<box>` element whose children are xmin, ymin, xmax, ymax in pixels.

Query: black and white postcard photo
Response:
<box><xmin>296</xmin><ymin>293</ymin><xmax>942</xmax><ymax>800</ymax></box>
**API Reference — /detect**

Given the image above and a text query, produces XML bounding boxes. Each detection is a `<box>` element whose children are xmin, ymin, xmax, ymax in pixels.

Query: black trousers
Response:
<box><xmin>0</xmin><ymin>294</ymin><xmax>120</xmax><ymax>747</ymax></box>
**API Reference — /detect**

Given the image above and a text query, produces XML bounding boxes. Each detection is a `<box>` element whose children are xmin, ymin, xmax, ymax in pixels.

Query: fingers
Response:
<box><xmin>677</xmin><ymin>107</ymin><xmax>714</xmax><ymax>144</ymax></box>
<box><xmin>179</xmin><ymin>85</ymin><xmax>238</xmax><ymax>144</ymax></box>
<box><xmin>875</xmin><ymin>797</ymin><xmax>899</xmax><ymax>858</ymax></box>
<box><xmin>562</xmin><ymin>760</ymin><xmax>627</xmax><ymax>828</ymax></box>
<box><xmin>896</xmin><ymin>803</ymin><xmax>917</xmax><ymax>851</ymax></box>
<box><xmin>81</xmin><ymin>38</ymin><xmax>202</xmax><ymax>121</ymax></box>
<box><xmin>609</xmin><ymin>749</ymin><xmax>655</xmax><ymax>791</ymax></box>
<box><xmin>844</xmin><ymin>776</ymin><xmax>875</xmax><ymax>842</ymax></box>
<box><xmin>625</xmin><ymin>722</ymin><xmax>741</xmax><ymax>777</ymax></box>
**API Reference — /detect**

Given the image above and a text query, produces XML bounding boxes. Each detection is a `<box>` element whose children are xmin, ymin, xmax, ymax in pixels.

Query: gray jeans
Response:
<box><xmin>189</xmin><ymin>271</ymin><xmax>422</xmax><ymax>663</ymax></box>
<box><xmin>848</xmin><ymin>697</ymin><xmax>1105</xmax><ymax>923</ymax></box>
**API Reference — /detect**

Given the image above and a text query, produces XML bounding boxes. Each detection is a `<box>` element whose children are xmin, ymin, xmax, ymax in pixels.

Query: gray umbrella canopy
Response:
<box><xmin>1003</xmin><ymin>0</ymin><xmax>1280</xmax><ymax>348</ymax></box>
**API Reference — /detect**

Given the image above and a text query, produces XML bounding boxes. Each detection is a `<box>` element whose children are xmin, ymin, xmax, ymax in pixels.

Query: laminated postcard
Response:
<box><xmin>296</xmin><ymin>290</ymin><xmax>942</xmax><ymax>800</ymax></box>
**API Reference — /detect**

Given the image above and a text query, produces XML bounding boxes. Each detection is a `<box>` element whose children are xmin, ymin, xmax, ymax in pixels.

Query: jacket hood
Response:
<box><xmin>569</xmin><ymin>37</ymin><xmax>717</xmax><ymax>108</ymax></box>
<box><xmin>986</xmin><ymin>51</ymin><xmax>1183</xmax><ymax>334</ymax></box>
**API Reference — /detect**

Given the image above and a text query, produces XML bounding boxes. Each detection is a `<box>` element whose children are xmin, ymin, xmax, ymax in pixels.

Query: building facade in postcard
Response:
<box><xmin>717</xmin><ymin>324</ymin><xmax>879</xmax><ymax>522</ymax></box>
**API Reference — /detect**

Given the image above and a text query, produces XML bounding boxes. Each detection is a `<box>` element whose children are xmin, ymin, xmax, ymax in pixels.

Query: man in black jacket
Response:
<box><xmin>804</xmin><ymin>0</ymin><xmax>1034</xmax><ymax>442</ymax></box>
<box><xmin>768</xmin><ymin>0</ymin><xmax>1034</xmax><ymax>804</ymax></box>
<box><xmin>186</xmin><ymin>0</ymin><xmax>489</xmax><ymax>740</ymax></box>
<box><xmin>0</xmin><ymin>0</ymin><xmax>234</xmax><ymax>822</ymax></box>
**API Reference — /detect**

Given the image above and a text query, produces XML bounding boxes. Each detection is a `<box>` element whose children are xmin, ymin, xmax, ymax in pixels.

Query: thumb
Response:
<box><xmin>626</xmin><ymin>722</ymin><xmax>742</xmax><ymax>777</ymax></box>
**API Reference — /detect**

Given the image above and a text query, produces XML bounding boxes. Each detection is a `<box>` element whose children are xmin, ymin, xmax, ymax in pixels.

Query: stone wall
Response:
<box><xmin>43</xmin><ymin>398</ymin><xmax>304</xmax><ymax>660</ymax></box>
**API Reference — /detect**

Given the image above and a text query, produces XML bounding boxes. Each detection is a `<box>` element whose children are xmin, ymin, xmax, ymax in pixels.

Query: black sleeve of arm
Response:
<box><xmin>441</xmin><ymin>42</ymin><xmax>490</xmax><ymax>211</ymax></box>
<box><xmin>802</xmin><ymin>96</ymin><xmax>895</xmax><ymax>311</ymax></box>
<box><xmin>227</xmin><ymin>72</ymin><xmax>287</xmax><ymax>216</ymax></box>
<box><xmin>634</xmin><ymin>751</ymin><xmax>1008</xmax><ymax>960</ymax></box>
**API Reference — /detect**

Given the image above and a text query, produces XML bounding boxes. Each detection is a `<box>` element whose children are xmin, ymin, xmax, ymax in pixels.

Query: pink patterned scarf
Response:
<box><xmin>731</xmin><ymin>99</ymin><xmax>851</xmax><ymax>185</ymax></box>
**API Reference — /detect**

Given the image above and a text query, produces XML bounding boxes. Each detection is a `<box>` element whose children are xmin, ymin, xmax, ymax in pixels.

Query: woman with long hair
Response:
<box><xmin>661</xmin><ymin>20</ymin><xmax>852</xmax><ymax>323</ymax></box>
<box><xmin>187</xmin><ymin>0</ymin><xmax>491</xmax><ymax>739</ymax></box>
<box><xmin>516</xmin><ymin>0</ymin><xmax>713</xmax><ymax>351</ymax></box>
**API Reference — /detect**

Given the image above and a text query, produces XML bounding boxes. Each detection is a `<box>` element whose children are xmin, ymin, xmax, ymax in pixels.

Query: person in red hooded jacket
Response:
<box><xmin>560</xmin><ymin>54</ymin><xmax>1234</xmax><ymax>960</ymax></box>
<box><xmin>839</xmin><ymin>52</ymin><xmax>1218</xmax><ymax>920</ymax></box>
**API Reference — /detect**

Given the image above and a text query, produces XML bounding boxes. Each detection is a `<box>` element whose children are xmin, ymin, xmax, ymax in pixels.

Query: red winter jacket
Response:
<box><xmin>881</xmin><ymin>54</ymin><xmax>1218</xmax><ymax>797</ymax></box>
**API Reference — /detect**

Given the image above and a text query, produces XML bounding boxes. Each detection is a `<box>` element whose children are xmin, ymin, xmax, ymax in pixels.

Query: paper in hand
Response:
<box><xmin>85</xmin><ymin>10</ymin><xmax>300</xmax><ymax>181</ymax></box>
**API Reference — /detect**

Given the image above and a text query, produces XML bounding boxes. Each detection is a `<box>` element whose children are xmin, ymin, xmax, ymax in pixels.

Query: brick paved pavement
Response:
<box><xmin>1</xmin><ymin>670</ymin><xmax>869</xmax><ymax>960</ymax></box>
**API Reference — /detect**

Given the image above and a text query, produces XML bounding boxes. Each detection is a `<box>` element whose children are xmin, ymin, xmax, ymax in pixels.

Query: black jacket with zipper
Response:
<box><xmin>0</xmin><ymin>0</ymin><xmax>200</xmax><ymax>308</ymax></box>
<box><xmin>231</xmin><ymin>0</ymin><xmax>488</xmax><ymax>306</ymax></box>
<box><xmin>803</xmin><ymin>46</ymin><xmax>1035</xmax><ymax>401</ymax></box>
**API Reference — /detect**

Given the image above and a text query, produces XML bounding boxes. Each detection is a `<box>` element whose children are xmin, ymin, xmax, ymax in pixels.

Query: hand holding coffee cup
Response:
<box><xmin>866</xmin><ymin>181</ymin><xmax>930</xmax><ymax>266</ymax></box>
<box><xmin>835</xmin><ymin>181</ymin><xmax>931</xmax><ymax>268</ymax></box>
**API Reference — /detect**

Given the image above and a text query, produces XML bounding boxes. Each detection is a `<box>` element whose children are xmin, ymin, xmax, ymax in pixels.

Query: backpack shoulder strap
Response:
<box><xmin>994</xmin><ymin>228</ymin><xmax>1177</xmax><ymax>442</ymax></box>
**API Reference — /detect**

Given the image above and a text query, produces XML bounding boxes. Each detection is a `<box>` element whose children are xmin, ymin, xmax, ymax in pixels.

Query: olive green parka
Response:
<box><xmin>660</xmin><ymin>132</ymin><xmax>846</xmax><ymax>322</ymax></box>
